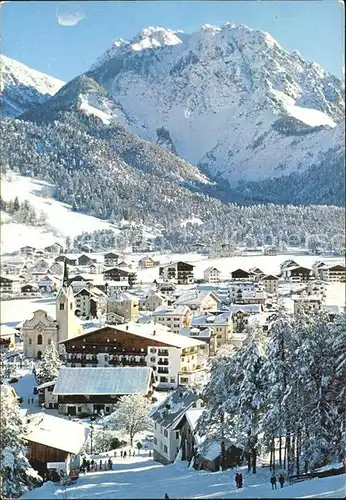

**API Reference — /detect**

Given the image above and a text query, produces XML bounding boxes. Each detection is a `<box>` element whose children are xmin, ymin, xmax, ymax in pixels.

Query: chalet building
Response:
<box><xmin>104</xmin><ymin>267</ymin><xmax>137</xmax><ymax>288</ymax></box>
<box><xmin>203</xmin><ymin>267</ymin><xmax>221</xmax><ymax>283</ymax></box>
<box><xmin>188</xmin><ymin>311</ymin><xmax>233</xmax><ymax>349</ymax></box>
<box><xmin>150</xmin><ymin>387</ymin><xmax>201</xmax><ymax>464</ymax></box>
<box><xmin>104</xmin><ymin>253</ymin><xmax>120</xmax><ymax>267</ymax></box>
<box><xmin>231</xmin><ymin>268</ymin><xmax>252</xmax><ymax>281</ymax></box>
<box><xmin>20</xmin><ymin>246</ymin><xmax>36</xmax><ymax>256</ymax></box>
<box><xmin>280</xmin><ymin>259</ymin><xmax>299</xmax><ymax>270</ymax></box>
<box><xmin>20</xmin><ymin>283</ymin><xmax>40</xmax><ymax>296</ymax></box>
<box><xmin>229</xmin><ymin>281</ymin><xmax>262</xmax><ymax>303</ymax></box>
<box><xmin>0</xmin><ymin>325</ymin><xmax>17</xmax><ymax>352</ymax></box>
<box><xmin>107</xmin><ymin>292</ymin><xmax>139</xmax><ymax>322</ymax></box>
<box><xmin>53</xmin><ymin>367</ymin><xmax>154</xmax><ymax>416</ymax></box>
<box><xmin>156</xmin><ymin>282</ymin><xmax>177</xmax><ymax>297</ymax></box>
<box><xmin>59</xmin><ymin>322</ymin><xmax>208</xmax><ymax>389</ymax></box>
<box><xmin>55</xmin><ymin>256</ymin><xmax>77</xmax><ymax>266</ymax></box>
<box><xmin>0</xmin><ymin>276</ymin><xmax>21</xmax><ymax>294</ymax></box>
<box><xmin>24</xmin><ymin>412</ymin><xmax>89</xmax><ymax>476</ymax></box>
<box><xmin>304</xmin><ymin>280</ymin><xmax>327</xmax><ymax>299</ymax></box>
<box><xmin>49</xmin><ymin>262</ymin><xmax>63</xmax><ymax>276</ymax></box>
<box><xmin>281</xmin><ymin>265</ymin><xmax>313</xmax><ymax>282</ymax></box>
<box><xmin>264</xmin><ymin>246</ymin><xmax>278</xmax><ymax>256</ymax></box>
<box><xmin>89</xmin><ymin>262</ymin><xmax>104</xmax><ymax>274</ymax></box>
<box><xmin>132</xmin><ymin>240</ymin><xmax>153</xmax><ymax>253</ymax></box>
<box><xmin>230</xmin><ymin>304</ymin><xmax>262</xmax><ymax>333</ymax></box>
<box><xmin>180</xmin><ymin>326</ymin><xmax>217</xmax><ymax>355</ymax></box>
<box><xmin>44</xmin><ymin>242</ymin><xmax>64</xmax><ymax>255</ymax></box>
<box><xmin>37</xmin><ymin>380</ymin><xmax>58</xmax><ymax>409</ymax></box>
<box><xmin>294</xmin><ymin>296</ymin><xmax>322</xmax><ymax>315</ymax></box>
<box><xmin>145</xmin><ymin>291</ymin><xmax>168</xmax><ymax>311</ymax></box>
<box><xmin>106</xmin><ymin>280</ymin><xmax>130</xmax><ymax>295</ymax></box>
<box><xmin>139</xmin><ymin>257</ymin><xmax>157</xmax><ymax>269</ymax></box>
<box><xmin>152</xmin><ymin>305</ymin><xmax>192</xmax><ymax>334</ymax></box>
<box><xmin>249</xmin><ymin>267</ymin><xmax>265</xmax><ymax>281</ymax></box>
<box><xmin>38</xmin><ymin>275</ymin><xmax>59</xmax><ymax>293</ymax></box>
<box><xmin>74</xmin><ymin>288</ymin><xmax>107</xmax><ymax>318</ymax></box>
<box><xmin>69</xmin><ymin>275</ymin><xmax>93</xmax><ymax>293</ymax></box>
<box><xmin>159</xmin><ymin>261</ymin><xmax>195</xmax><ymax>285</ymax></box>
<box><xmin>261</xmin><ymin>274</ymin><xmax>279</xmax><ymax>294</ymax></box>
<box><xmin>77</xmin><ymin>254</ymin><xmax>97</xmax><ymax>266</ymax></box>
<box><xmin>320</xmin><ymin>264</ymin><xmax>346</xmax><ymax>283</ymax></box>
<box><xmin>174</xmin><ymin>291</ymin><xmax>221</xmax><ymax>315</ymax></box>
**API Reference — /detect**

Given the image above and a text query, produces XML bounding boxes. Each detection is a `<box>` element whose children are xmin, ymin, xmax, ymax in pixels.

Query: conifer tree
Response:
<box><xmin>0</xmin><ymin>395</ymin><xmax>42</xmax><ymax>497</ymax></box>
<box><xmin>35</xmin><ymin>341</ymin><xmax>61</xmax><ymax>385</ymax></box>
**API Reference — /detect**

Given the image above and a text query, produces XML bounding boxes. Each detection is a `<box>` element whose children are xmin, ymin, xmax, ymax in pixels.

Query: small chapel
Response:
<box><xmin>22</xmin><ymin>263</ymin><xmax>82</xmax><ymax>359</ymax></box>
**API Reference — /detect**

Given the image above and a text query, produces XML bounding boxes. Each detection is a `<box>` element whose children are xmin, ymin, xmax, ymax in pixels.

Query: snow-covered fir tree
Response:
<box><xmin>35</xmin><ymin>341</ymin><xmax>61</xmax><ymax>386</ymax></box>
<box><xmin>198</xmin><ymin>324</ymin><xmax>267</xmax><ymax>473</ymax></box>
<box><xmin>0</xmin><ymin>394</ymin><xmax>41</xmax><ymax>498</ymax></box>
<box><xmin>103</xmin><ymin>394</ymin><xmax>152</xmax><ymax>447</ymax></box>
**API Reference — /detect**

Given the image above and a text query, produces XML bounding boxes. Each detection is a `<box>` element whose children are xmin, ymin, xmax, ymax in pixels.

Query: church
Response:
<box><xmin>22</xmin><ymin>263</ymin><xmax>82</xmax><ymax>359</ymax></box>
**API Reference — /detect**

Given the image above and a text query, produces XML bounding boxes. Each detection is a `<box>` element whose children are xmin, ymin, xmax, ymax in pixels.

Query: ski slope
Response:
<box><xmin>1</xmin><ymin>172</ymin><xmax>114</xmax><ymax>253</ymax></box>
<box><xmin>22</xmin><ymin>456</ymin><xmax>345</xmax><ymax>499</ymax></box>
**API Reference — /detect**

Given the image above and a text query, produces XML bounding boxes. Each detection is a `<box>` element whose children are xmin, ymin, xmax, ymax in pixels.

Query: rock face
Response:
<box><xmin>85</xmin><ymin>23</ymin><xmax>344</xmax><ymax>187</ymax></box>
<box><xmin>0</xmin><ymin>55</ymin><xmax>65</xmax><ymax>117</ymax></box>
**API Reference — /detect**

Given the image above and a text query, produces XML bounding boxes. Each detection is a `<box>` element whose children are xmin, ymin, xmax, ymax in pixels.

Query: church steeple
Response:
<box><xmin>62</xmin><ymin>260</ymin><xmax>69</xmax><ymax>287</ymax></box>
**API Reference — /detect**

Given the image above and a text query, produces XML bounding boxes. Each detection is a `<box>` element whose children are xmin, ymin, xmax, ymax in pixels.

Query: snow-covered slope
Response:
<box><xmin>0</xmin><ymin>171</ymin><xmax>113</xmax><ymax>253</ymax></box>
<box><xmin>0</xmin><ymin>55</ymin><xmax>65</xmax><ymax>117</ymax></box>
<box><xmin>87</xmin><ymin>23</ymin><xmax>344</xmax><ymax>185</ymax></box>
<box><xmin>22</xmin><ymin>456</ymin><xmax>346</xmax><ymax>499</ymax></box>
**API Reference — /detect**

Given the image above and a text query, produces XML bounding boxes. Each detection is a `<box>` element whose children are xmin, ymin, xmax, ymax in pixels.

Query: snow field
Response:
<box><xmin>22</xmin><ymin>456</ymin><xmax>346</xmax><ymax>499</ymax></box>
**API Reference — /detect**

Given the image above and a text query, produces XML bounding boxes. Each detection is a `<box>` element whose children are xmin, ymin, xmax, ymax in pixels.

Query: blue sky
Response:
<box><xmin>2</xmin><ymin>1</ymin><xmax>344</xmax><ymax>82</ymax></box>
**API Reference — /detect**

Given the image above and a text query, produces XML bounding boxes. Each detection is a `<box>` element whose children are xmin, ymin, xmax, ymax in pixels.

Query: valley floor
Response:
<box><xmin>22</xmin><ymin>455</ymin><xmax>345</xmax><ymax>499</ymax></box>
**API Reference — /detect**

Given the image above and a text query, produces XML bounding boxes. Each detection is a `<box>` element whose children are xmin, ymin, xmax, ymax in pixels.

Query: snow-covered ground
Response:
<box><xmin>22</xmin><ymin>456</ymin><xmax>346</xmax><ymax>499</ymax></box>
<box><xmin>0</xmin><ymin>297</ymin><xmax>56</xmax><ymax>328</ymax></box>
<box><xmin>1</xmin><ymin>172</ymin><xmax>114</xmax><ymax>253</ymax></box>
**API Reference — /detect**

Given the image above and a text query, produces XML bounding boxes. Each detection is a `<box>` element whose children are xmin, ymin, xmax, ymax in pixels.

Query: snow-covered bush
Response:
<box><xmin>35</xmin><ymin>341</ymin><xmax>61</xmax><ymax>385</ymax></box>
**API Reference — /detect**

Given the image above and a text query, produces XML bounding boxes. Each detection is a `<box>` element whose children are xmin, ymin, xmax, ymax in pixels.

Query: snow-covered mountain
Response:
<box><xmin>0</xmin><ymin>55</ymin><xmax>65</xmax><ymax>117</ymax></box>
<box><xmin>86</xmin><ymin>23</ymin><xmax>344</xmax><ymax>185</ymax></box>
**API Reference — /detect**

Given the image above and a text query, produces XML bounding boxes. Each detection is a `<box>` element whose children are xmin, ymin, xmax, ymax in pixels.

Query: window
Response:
<box><xmin>154</xmin><ymin>437</ymin><xmax>157</xmax><ymax>445</ymax></box>
<box><xmin>175</xmin><ymin>432</ymin><xmax>179</xmax><ymax>439</ymax></box>
<box><xmin>28</xmin><ymin>338</ymin><xmax>32</xmax><ymax>345</ymax></box>
<box><xmin>48</xmin><ymin>339</ymin><xmax>51</xmax><ymax>345</ymax></box>
<box><xmin>164</xmin><ymin>429</ymin><xmax>168</xmax><ymax>438</ymax></box>
<box><xmin>37</xmin><ymin>334</ymin><xmax>43</xmax><ymax>345</ymax></box>
<box><xmin>170</xmin><ymin>377</ymin><xmax>175</xmax><ymax>383</ymax></box>
<box><xmin>70</xmin><ymin>303</ymin><xmax>73</xmax><ymax>310</ymax></box>
<box><xmin>164</xmin><ymin>445</ymin><xmax>168</xmax><ymax>453</ymax></box>
<box><xmin>154</xmin><ymin>423</ymin><xmax>157</xmax><ymax>430</ymax></box>
<box><xmin>60</xmin><ymin>303</ymin><xmax>64</xmax><ymax>310</ymax></box>
<box><xmin>77</xmin><ymin>407</ymin><xmax>82</xmax><ymax>413</ymax></box>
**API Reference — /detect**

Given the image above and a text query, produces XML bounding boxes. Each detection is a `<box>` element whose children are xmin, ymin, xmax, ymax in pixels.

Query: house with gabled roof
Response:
<box><xmin>150</xmin><ymin>387</ymin><xmax>201</xmax><ymax>464</ymax></box>
<box><xmin>53</xmin><ymin>366</ymin><xmax>154</xmax><ymax>416</ymax></box>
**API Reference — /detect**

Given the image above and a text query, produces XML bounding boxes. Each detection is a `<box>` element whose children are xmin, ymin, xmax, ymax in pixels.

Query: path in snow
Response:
<box><xmin>23</xmin><ymin>455</ymin><xmax>346</xmax><ymax>499</ymax></box>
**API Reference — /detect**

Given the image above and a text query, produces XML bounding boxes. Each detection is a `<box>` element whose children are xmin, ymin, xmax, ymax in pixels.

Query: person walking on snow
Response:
<box><xmin>235</xmin><ymin>473</ymin><xmax>240</xmax><ymax>488</ymax></box>
<box><xmin>123</xmin><ymin>451</ymin><xmax>127</xmax><ymax>458</ymax></box>
<box><xmin>270</xmin><ymin>474</ymin><xmax>277</xmax><ymax>490</ymax></box>
<box><xmin>238</xmin><ymin>473</ymin><xmax>243</xmax><ymax>488</ymax></box>
<box><xmin>164</xmin><ymin>494</ymin><xmax>169</xmax><ymax>499</ymax></box>
<box><xmin>120</xmin><ymin>450</ymin><xmax>123</xmax><ymax>458</ymax></box>
<box><xmin>279</xmin><ymin>473</ymin><xmax>285</xmax><ymax>488</ymax></box>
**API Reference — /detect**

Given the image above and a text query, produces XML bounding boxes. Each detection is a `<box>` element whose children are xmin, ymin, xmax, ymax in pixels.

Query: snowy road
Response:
<box><xmin>23</xmin><ymin>456</ymin><xmax>346</xmax><ymax>499</ymax></box>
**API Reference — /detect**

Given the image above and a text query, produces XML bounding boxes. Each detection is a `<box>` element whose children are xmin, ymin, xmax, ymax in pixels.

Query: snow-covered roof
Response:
<box><xmin>25</xmin><ymin>412</ymin><xmax>89</xmax><ymax>454</ymax></box>
<box><xmin>53</xmin><ymin>367</ymin><xmax>153</xmax><ymax>396</ymax></box>
<box><xmin>192</xmin><ymin>312</ymin><xmax>231</xmax><ymax>326</ymax></box>
<box><xmin>229</xmin><ymin>304</ymin><xmax>262</xmax><ymax>314</ymax></box>
<box><xmin>114</xmin><ymin>322</ymin><xmax>206</xmax><ymax>348</ymax></box>
<box><xmin>152</xmin><ymin>305</ymin><xmax>190</xmax><ymax>316</ymax></box>
<box><xmin>174</xmin><ymin>290</ymin><xmax>220</xmax><ymax>306</ymax></box>
<box><xmin>180</xmin><ymin>327</ymin><xmax>213</xmax><ymax>339</ymax></box>
<box><xmin>150</xmin><ymin>387</ymin><xmax>199</xmax><ymax>429</ymax></box>
<box><xmin>185</xmin><ymin>408</ymin><xmax>204</xmax><ymax>445</ymax></box>
<box><xmin>37</xmin><ymin>380</ymin><xmax>56</xmax><ymax>390</ymax></box>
